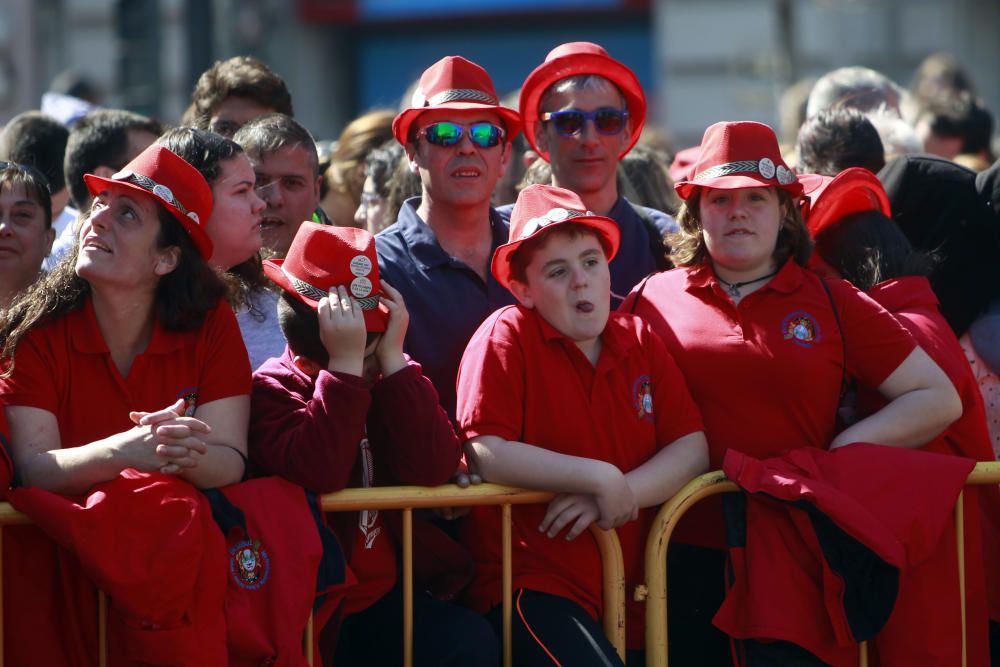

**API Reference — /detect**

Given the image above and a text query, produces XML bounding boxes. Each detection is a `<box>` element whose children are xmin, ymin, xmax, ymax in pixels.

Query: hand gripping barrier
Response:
<box><xmin>638</xmin><ymin>461</ymin><xmax>1000</xmax><ymax>667</ymax></box>
<box><xmin>0</xmin><ymin>483</ymin><xmax>626</xmax><ymax>667</ymax></box>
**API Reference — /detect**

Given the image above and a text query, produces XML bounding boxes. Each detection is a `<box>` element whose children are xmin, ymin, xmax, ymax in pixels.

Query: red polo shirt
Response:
<box><xmin>0</xmin><ymin>297</ymin><xmax>250</xmax><ymax>444</ymax></box>
<box><xmin>622</xmin><ymin>260</ymin><xmax>915</xmax><ymax>547</ymax></box>
<box><xmin>456</xmin><ymin>305</ymin><xmax>703</xmax><ymax>649</ymax></box>
<box><xmin>0</xmin><ymin>296</ymin><xmax>250</xmax><ymax>666</ymax></box>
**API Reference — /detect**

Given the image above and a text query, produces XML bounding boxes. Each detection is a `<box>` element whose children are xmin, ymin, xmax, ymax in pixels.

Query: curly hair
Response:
<box><xmin>668</xmin><ymin>188</ymin><xmax>812</xmax><ymax>269</ymax></box>
<box><xmin>190</xmin><ymin>56</ymin><xmax>293</xmax><ymax>132</ymax></box>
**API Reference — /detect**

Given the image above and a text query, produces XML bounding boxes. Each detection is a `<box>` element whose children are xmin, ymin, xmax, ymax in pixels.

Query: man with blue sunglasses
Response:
<box><xmin>514</xmin><ymin>42</ymin><xmax>676</xmax><ymax>308</ymax></box>
<box><xmin>376</xmin><ymin>55</ymin><xmax>521</xmax><ymax>423</ymax></box>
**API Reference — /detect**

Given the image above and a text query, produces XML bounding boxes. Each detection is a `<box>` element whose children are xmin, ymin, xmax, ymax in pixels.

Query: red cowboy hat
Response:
<box><xmin>393</xmin><ymin>56</ymin><xmax>522</xmax><ymax>146</ymax></box>
<box><xmin>674</xmin><ymin>121</ymin><xmax>803</xmax><ymax>200</ymax></box>
<box><xmin>802</xmin><ymin>167</ymin><xmax>891</xmax><ymax>237</ymax></box>
<box><xmin>491</xmin><ymin>184</ymin><xmax>620</xmax><ymax>289</ymax></box>
<box><xmin>263</xmin><ymin>224</ymin><xmax>389</xmax><ymax>332</ymax></box>
<box><xmin>84</xmin><ymin>144</ymin><xmax>214</xmax><ymax>259</ymax></box>
<box><xmin>520</xmin><ymin>42</ymin><xmax>646</xmax><ymax>161</ymax></box>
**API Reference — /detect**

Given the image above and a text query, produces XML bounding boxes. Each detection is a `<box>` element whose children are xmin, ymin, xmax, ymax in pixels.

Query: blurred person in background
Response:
<box><xmin>0</xmin><ymin>163</ymin><xmax>54</xmax><ymax>309</ymax></box>
<box><xmin>187</xmin><ymin>56</ymin><xmax>293</xmax><ymax>138</ymax></box>
<box><xmin>0</xmin><ymin>112</ymin><xmax>70</xmax><ymax>264</ymax></box>
<box><xmin>914</xmin><ymin>91</ymin><xmax>995</xmax><ymax>170</ymax></box>
<box><xmin>355</xmin><ymin>140</ymin><xmax>405</xmax><ymax>235</ymax></box>
<box><xmin>795</xmin><ymin>108</ymin><xmax>886</xmax><ymax>176</ymax></box>
<box><xmin>320</xmin><ymin>109</ymin><xmax>396</xmax><ymax>227</ymax></box>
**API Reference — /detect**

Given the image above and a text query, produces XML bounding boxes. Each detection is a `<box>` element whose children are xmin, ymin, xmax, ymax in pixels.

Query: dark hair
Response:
<box><xmin>190</xmin><ymin>56</ymin><xmax>293</xmax><ymax>132</ymax></box>
<box><xmin>508</xmin><ymin>225</ymin><xmax>611</xmax><ymax>285</ymax></box>
<box><xmin>364</xmin><ymin>140</ymin><xmax>405</xmax><ymax>199</ymax></box>
<box><xmin>918</xmin><ymin>92</ymin><xmax>995</xmax><ymax>158</ymax></box>
<box><xmin>383</xmin><ymin>153</ymin><xmax>422</xmax><ymax>224</ymax></box>
<box><xmin>910</xmin><ymin>52</ymin><xmax>976</xmax><ymax>107</ymax></box>
<box><xmin>617</xmin><ymin>144</ymin><xmax>680</xmax><ymax>216</ymax></box>
<box><xmin>276</xmin><ymin>292</ymin><xmax>330</xmax><ymax>367</ymax></box>
<box><xmin>1</xmin><ymin>207</ymin><xmax>227</xmax><ymax>376</ymax></box>
<box><xmin>0</xmin><ymin>163</ymin><xmax>53</xmax><ymax>229</ymax></box>
<box><xmin>669</xmin><ymin>188</ymin><xmax>813</xmax><ymax>268</ymax></box>
<box><xmin>64</xmin><ymin>109</ymin><xmax>164</xmax><ymax>210</ymax></box>
<box><xmin>0</xmin><ymin>111</ymin><xmax>69</xmax><ymax>193</ymax></box>
<box><xmin>796</xmin><ymin>109</ymin><xmax>886</xmax><ymax>176</ymax></box>
<box><xmin>233</xmin><ymin>113</ymin><xmax>318</xmax><ymax>175</ymax></box>
<box><xmin>814</xmin><ymin>210</ymin><xmax>934</xmax><ymax>292</ymax></box>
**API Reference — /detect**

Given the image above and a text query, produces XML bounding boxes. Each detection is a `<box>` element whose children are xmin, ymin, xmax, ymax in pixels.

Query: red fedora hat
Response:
<box><xmin>802</xmin><ymin>167</ymin><xmax>891</xmax><ymax>238</ymax></box>
<box><xmin>491</xmin><ymin>184</ymin><xmax>620</xmax><ymax>289</ymax></box>
<box><xmin>84</xmin><ymin>144</ymin><xmax>214</xmax><ymax>259</ymax></box>
<box><xmin>263</xmin><ymin>225</ymin><xmax>389</xmax><ymax>332</ymax></box>
<box><xmin>674</xmin><ymin>121</ymin><xmax>803</xmax><ymax>200</ymax></box>
<box><xmin>520</xmin><ymin>42</ymin><xmax>646</xmax><ymax>161</ymax></box>
<box><xmin>393</xmin><ymin>56</ymin><xmax>522</xmax><ymax>146</ymax></box>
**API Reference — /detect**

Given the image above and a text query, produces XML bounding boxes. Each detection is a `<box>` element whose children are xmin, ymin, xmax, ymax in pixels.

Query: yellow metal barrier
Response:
<box><xmin>0</xmin><ymin>483</ymin><xmax>626</xmax><ymax>667</ymax></box>
<box><xmin>641</xmin><ymin>460</ymin><xmax>1000</xmax><ymax>667</ymax></box>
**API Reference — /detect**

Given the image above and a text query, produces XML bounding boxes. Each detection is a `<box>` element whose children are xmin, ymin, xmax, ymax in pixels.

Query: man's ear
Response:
<box><xmin>508</xmin><ymin>278</ymin><xmax>534</xmax><ymax>309</ymax></box>
<box><xmin>292</xmin><ymin>354</ymin><xmax>323</xmax><ymax>378</ymax></box>
<box><xmin>154</xmin><ymin>245</ymin><xmax>180</xmax><ymax>277</ymax></box>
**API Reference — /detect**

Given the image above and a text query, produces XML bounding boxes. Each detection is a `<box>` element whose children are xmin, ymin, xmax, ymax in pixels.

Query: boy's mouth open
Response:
<box><xmin>575</xmin><ymin>301</ymin><xmax>594</xmax><ymax>313</ymax></box>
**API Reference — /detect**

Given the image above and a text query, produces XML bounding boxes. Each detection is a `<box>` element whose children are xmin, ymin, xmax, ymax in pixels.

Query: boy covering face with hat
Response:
<box><xmin>509</xmin><ymin>42</ymin><xmax>676</xmax><ymax>307</ymax></box>
<box><xmin>456</xmin><ymin>184</ymin><xmax>708</xmax><ymax>665</ymax></box>
<box><xmin>248</xmin><ymin>224</ymin><xmax>497</xmax><ymax>666</ymax></box>
<box><xmin>376</xmin><ymin>55</ymin><xmax>520</xmax><ymax>421</ymax></box>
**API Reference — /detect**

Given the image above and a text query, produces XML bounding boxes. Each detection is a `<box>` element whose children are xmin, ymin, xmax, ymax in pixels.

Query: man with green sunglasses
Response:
<box><xmin>513</xmin><ymin>42</ymin><xmax>676</xmax><ymax>308</ymax></box>
<box><xmin>376</xmin><ymin>55</ymin><xmax>521</xmax><ymax>422</ymax></box>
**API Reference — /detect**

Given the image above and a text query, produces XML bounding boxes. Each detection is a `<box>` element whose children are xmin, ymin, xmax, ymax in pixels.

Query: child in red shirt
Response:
<box><xmin>249</xmin><ymin>224</ymin><xmax>497</xmax><ymax>667</ymax></box>
<box><xmin>457</xmin><ymin>184</ymin><xmax>709</xmax><ymax>666</ymax></box>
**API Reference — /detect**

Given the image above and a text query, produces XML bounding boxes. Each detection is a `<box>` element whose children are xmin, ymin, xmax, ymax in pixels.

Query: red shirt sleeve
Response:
<box><xmin>455</xmin><ymin>309</ymin><xmax>525</xmax><ymax>443</ymax></box>
<box><xmin>831</xmin><ymin>279</ymin><xmax>917</xmax><ymax>388</ymax></box>
<box><xmin>196</xmin><ymin>302</ymin><xmax>252</xmax><ymax>404</ymax></box>
<box><xmin>0</xmin><ymin>323</ymin><xmax>64</xmax><ymax>414</ymax></box>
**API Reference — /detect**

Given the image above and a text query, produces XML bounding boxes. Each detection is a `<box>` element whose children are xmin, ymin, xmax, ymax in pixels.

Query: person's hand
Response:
<box><xmin>593</xmin><ymin>465</ymin><xmax>638</xmax><ymax>530</ymax></box>
<box><xmin>539</xmin><ymin>493</ymin><xmax>600</xmax><ymax>540</ymax></box>
<box><xmin>375</xmin><ymin>281</ymin><xmax>409</xmax><ymax>377</ymax></box>
<box><xmin>319</xmin><ymin>285</ymin><xmax>367</xmax><ymax>377</ymax></box>
<box><xmin>129</xmin><ymin>398</ymin><xmax>210</xmax><ymax>474</ymax></box>
<box><xmin>434</xmin><ymin>462</ymin><xmax>482</xmax><ymax>520</ymax></box>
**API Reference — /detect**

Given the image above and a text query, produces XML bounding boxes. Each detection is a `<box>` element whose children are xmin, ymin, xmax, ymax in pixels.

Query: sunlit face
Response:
<box><xmin>249</xmin><ymin>144</ymin><xmax>321</xmax><ymax>257</ymax></box>
<box><xmin>208</xmin><ymin>96</ymin><xmax>275</xmax><ymax>138</ymax></box>
<box><xmin>698</xmin><ymin>186</ymin><xmax>784</xmax><ymax>278</ymax></box>
<box><xmin>536</xmin><ymin>84</ymin><xmax>629</xmax><ymax>202</ymax></box>
<box><xmin>510</xmin><ymin>230</ymin><xmax>611</xmax><ymax>357</ymax></box>
<box><xmin>406</xmin><ymin>109</ymin><xmax>510</xmax><ymax>211</ymax></box>
<box><xmin>76</xmin><ymin>184</ymin><xmax>178</xmax><ymax>291</ymax></box>
<box><xmin>205</xmin><ymin>154</ymin><xmax>265</xmax><ymax>269</ymax></box>
<box><xmin>0</xmin><ymin>181</ymin><xmax>54</xmax><ymax>295</ymax></box>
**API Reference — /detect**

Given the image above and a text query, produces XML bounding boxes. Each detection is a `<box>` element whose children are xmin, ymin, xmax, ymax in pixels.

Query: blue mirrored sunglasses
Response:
<box><xmin>419</xmin><ymin>122</ymin><xmax>506</xmax><ymax>149</ymax></box>
<box><xmin>541</xmin><ymin>108</ymin><xmax>629</xmax><ymax>137</ymax></box>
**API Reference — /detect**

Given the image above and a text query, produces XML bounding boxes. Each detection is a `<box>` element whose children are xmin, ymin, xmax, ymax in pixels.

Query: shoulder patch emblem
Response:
<box><xmin>230</xmin><ymin>539</ymin><xmax>270</xmax><ymax>590</ymax></box>
<box><xmin>782</xmin><ymin>311</ymin><xmax>821</xmax><ymax>348</ymax></box>
<box><xmin>633</xmin><ymin>375</ymin><xmax>654</xmax><ymax>421</ymax></box>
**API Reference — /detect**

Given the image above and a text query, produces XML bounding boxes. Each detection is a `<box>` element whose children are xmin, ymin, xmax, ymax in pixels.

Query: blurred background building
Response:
<box><xmin>0</xmin><ymin>0</ymin><xmax>997</xmax><ymax>149</ymax></box>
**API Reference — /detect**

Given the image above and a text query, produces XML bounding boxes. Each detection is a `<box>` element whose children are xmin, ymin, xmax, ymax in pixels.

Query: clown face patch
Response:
<box><xmin>175</xmin><ymin>387</ymin><xmax>198</xmax><ymax>416</ymax></box>
<box><xmin>782</xmin><ymin>311</ymin><xmax>821</xmax><ymax>348</ymax></box>
<box><xmin>229</xmin><ymin>539</ymin><xmax>270</xmax><ymax>590</ymax></box>
<box><xmin>633</xmin><ymin>375</ymin><xmax>654</xmax><ymax>421</ymax></box>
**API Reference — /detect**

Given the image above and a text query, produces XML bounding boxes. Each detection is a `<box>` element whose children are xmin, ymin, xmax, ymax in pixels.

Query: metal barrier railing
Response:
<box><xmin>0</xmin><ymin>483</ymin><xmax>626</xmax><ymax>667</ymax></box>
<box><xmin>639</xmin><ymin>460</ymin><xmax>1000</xmax><ymax>667</ymax></box>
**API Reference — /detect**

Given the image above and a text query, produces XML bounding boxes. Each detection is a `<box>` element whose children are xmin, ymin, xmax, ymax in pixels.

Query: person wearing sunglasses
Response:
<box><xmin>515</xmin><ymin>42</ymin><xmax>675</xmax><ymax>308</ymax></box>
<box><xmin>375</xmin><ymin>55</ymin><xmax>521</xmax><ymax>421</ymax></box>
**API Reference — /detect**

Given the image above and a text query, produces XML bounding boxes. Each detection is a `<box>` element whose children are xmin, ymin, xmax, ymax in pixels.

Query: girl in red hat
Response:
<box><xmin>0</xmin><ymin>142</ymin><xmax>251</xmax><ymax>664</ymax></box>
<box><xmin>623</xmin><ymin>121</ymin><xmax>962</xmax><ymax>664</ymax></box>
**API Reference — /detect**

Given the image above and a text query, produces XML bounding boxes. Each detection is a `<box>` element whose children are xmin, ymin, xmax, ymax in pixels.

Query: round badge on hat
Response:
<box><xmin>351</xmin><ymin>276</ymin><xmax>373</xmax><ymax>298</ymax></box>
<box><xmin>350</xmin><ymin>255</ymin><xmax>373</xmax><ymax>277</ymax></box>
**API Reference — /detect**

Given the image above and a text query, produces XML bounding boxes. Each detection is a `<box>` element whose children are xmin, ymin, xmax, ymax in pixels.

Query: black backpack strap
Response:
<box><xmin>819</xmin><ymin>278</ymin><xmax>848</xmax><ymax>400</ymax></box>
<box><xmin>628</xmin><ymin>202</ymin><xmax>672</xmax><ymax>271</ymax></box>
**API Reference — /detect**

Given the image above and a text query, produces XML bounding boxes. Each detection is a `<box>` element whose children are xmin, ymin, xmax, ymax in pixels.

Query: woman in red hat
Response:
<box><xmin>622</xmin><ymin>121</ymin><xmax>962</xmax><ymax>663</ymax></box>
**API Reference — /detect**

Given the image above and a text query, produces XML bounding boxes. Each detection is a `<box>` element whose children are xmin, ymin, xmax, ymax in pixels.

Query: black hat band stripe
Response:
<box><xmin>693</xmin><ymin>160</ymin><xmax>761</xmax><ymax>182</ymax></box>
<box><xmin>285</xmin><ymin>268</ymin><xmax>380</xmax><ymax>310</ymax></box>
<box><xmin>426</xmin><ymin>88</ymin><xmax>498</xmax><ymax>106</ymax></box>
<box><xmin>116</xmin><ymin>171</ymin><xmax>194</xmax><ymax>218</ymax></box>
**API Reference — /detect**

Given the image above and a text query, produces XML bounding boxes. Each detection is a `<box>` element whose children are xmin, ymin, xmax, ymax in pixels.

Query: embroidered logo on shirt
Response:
<box><xmin>633</xmin><ymin>375</ymin><xmax>654</xmax><ymax>421</ymax></box>
<box><xmin>175</xmin><ymin>386</ymin><xmax>198</xmax><ymax>416</ymax></box>
<box><xmin>782</xmin><ymin>311</ymin><xmax>821</xmax><ymax>348</ymax></box>
<box><xmin>229</xmin><ymin>539</ymin><xmax>270</xmax><ymax>590</ymax></box>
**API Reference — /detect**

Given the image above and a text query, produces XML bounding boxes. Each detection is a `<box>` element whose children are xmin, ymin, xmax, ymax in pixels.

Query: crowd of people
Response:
<box><xmin>0</xmin><ymin>41</ymin><xmax>998</xmax><ymax>666</ymax></box>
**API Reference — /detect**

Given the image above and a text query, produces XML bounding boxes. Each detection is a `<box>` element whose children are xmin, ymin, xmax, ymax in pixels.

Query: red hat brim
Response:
<box><xmin>520</xmin><ymin>53</ymin><xmax>646</xmax><ymax>162</ymax></box>
<box><xmin>803</xmin><ymin>168</ymin><xmax>891</xmax><ymax>238</ymax></box>
<box><xmin>263</xmin><ymin>258</ymin><xmax>389</xmax><ymax>333</ymax></box>
<box><xmin>84</xmin><ymin>173</ymin><xmax>215</xmax><ymax>260</ymax></box>
<box><xmin>491</xmin><ymin>214</ymin><xmax>621</xmax><ymax>290</ymax></box>
<box><xmin>393</xmin><ymin>104</ymin><xmax>523</xmax><ymax>147</ymax></box>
